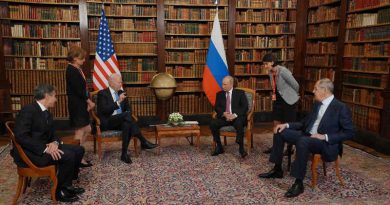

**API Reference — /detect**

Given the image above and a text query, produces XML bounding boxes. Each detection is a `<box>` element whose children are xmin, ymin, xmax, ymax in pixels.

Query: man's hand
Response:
<box><xmin>87</xmin><ymin>99</ymin><xmax>95</xmax><ymax>111</ymax></box>
<box><xmin>310</xmin><ymin>134</ymin><xmax>326</xmax><ymax>140</ymax></box>
<box><xmin>49</xmin><ymin>149</ymin><xmax>64</xmax><ymax>160</ymax></box>
<box><xmin>45</xmin><ymin>142</ymin><xmax>64</xmax><ymax>160</ymax></box>
<box><xmin>274</xmin><ymin>123</ymin><xmax>288</xmax><ymax>134</ymax></box>
<box><xmin>118</xmin><ymin>92</ymin><xmax>126</xmax><ymax>103</ymax></box>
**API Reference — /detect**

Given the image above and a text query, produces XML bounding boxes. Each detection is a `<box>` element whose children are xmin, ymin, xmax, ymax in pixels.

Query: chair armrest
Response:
<box><xmin>90</xmin><ymin>110</ymin><xmax>101</xmax><ymax>126</ymax></box>
<box><xmin>132</xmin><ymin>114</ymin><xmax>138</xmax><ymax>122</ymax></box>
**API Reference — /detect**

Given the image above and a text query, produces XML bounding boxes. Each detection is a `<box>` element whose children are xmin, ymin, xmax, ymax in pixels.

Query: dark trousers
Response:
<box><xmin>269</xmin><ymin>129</ymin><xmax>325</xmax><ymax>180</ymax></box>
<box><xmin>104</xmin><ymin>112</ymin><xmax>141</xmax><ymax>154</ymax></box>
<box><xmin>209</xmin><ymin>116</ymin><xmax>246</xmax><ymax>152</ymax></box>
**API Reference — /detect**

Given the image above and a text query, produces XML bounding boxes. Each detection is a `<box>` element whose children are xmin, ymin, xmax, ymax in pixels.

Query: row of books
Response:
<box><xmin>254</xmin><ymin>94</ymin><xmax>273</xmax><ymax>112</ymax></box>
<box><xmin>90</xmin><ymin>31</ymin><xmax>156</xmax><ymax>43</ymax></box>
<box><xmin>3</xmin><ymin>40</ymin><xmax>81</xmax><ymax>56</ymax></box>
<box><xmin>165</xmin><ymin>50</ymin><xmax>207</xmax><ymax>63</ymax></box>
<box><xmin>4</xmin><ymin>23</ymin><xmax>80</xmax><ymax>39</ymax></box>
<box><xmin>4</xmin><ymin>57</ymin><xmax>68</xmax><ymax>70</ymax></box>
<box><xmin>122</xmin><ymin>72</ymin><xmax>156</xmax><ymax>83</ymax></box>
<box><xmin>306</xmin><ymin>41</ymin><xmax>337</xmax><ymax>54</ymax></box>
<box><xmin>343</xmin><ymin>58</ymin><xmax>389</xmax><ymax>73</ymax></box>
<box><xmin>348</xmin><ymin>0</ymin><xmax>390</xmax><ymax>11</ymax></box>
<box><xmin>308</xmin><ymin>6</ymin><xmax>339</xmax><ymax>24</ymax></box>
<box><xmin>307</xmin><ymin>22</ymin><xmax>339</xmax><ymax>38</ymax></box>
<box><xmin>300</xmin><ymin>95</ymin><xmax>314</xmax><ymax>112</ymax></box>
<box><xmin>164</xmin><ymin>7</ymin><xmax>228</xmax><ymax>20</ymax></box>
<box><xmin>305</xmin><ymin>68</ymin><xmax>335</xmax><ymax>81</ymax></box>
<box><xmin>125</xmin><ymin>87</ymin><xmax>154</xmax><ymax>97</ymax></box>
<box><xmin>235</xmin><ymin>64</ymin><xmax>268</xmax><ymax>75</ymax></box>
<box><xmin>90</xmin><ymin>43</ymin><xmax>156</xmax><ymax>54</ymax></box>
<box><xmin>6</xmin><ymin>70</ymin><xmax>66</xmax><ymax>94</ymax></box>
<box><xmin>235</xmin><ymin>10</ymin><xmax>296</xmax><ymax>22</ymax></box>
<box><xmin>119</xmin><ymin>58</ymin><xmax>157</xmax><ymax>71</ymax></box>
<box><xmin>89</xmin><ymin>0</ymin><xmax>156</xmax><ymax>3</ymax></box>
<box><xmin>347</xmin><ymin>8</ymin><xmax>390</xmax><ymax>28</ymax></box>
<box><xmin>348</xmin><ymin>103</ymin><xmax>381</xmax><ymax>133</ymax></box>
<box><xmin>8</xmin><ymin>5</ymin><xmax>79</xmax><ymax>21</ymax></box>
<box><xmin>309</xmin><ymin>0</ymin><xmax>340</xmax><ymax>8</ymax></box>
<box><xmin>237</xmin><ymin>77</ymin><xmax>271</xmax><ymax>90</ymax></box>
<box><xmin>87</xmin><ymin>4</ymin><xmax>156</xmax><ymax>16</ymax></box>
<box><xmin>176</xmin><ymin>81</ymin><xmax>202</xmax><ymax>92</ymax></box>
<box><xmin>235</xmin><ymin>49</ymin><xmax>294</xmax><ymax>61</ymax></box>
<box><xmin>165</xmin><ymin>94</ymin><xmax>213</xmax><ymax>115</ymax></box>
<box><xmin>235</xmin><ymin>23</ymin><xmax>296</xmax><ymax>34</ymax></box>
<box><xmin>236</xmin><ymin>0</ymin><xmax>297</xmax><ymax>9</ymax></box>
<box><xmin>343</xmin><ymin>73</ymin><xmax>388</xmax><ymax>88</ymax></box>
<box><xmin>128</xmin><ymin>96</ymin><xmax>156</xmax><ymax>116</ymax></box>
<box><xmin>165</xmin><ymin>37</ymin><xmax>211</xmax><ymax>49</ymax></box>
<box><xmin>165</xmin><ymin>0</ymin><xmax>227</xmax><ymax>4</ymax></box>
<box><xmin>345</xmin><ymin>25</ymin><xmax>390</xmax><ymax>41</ymax></box>
<box><xmin>305</xmin><ymin>55</ymin><xmax>337</xmax><ymax>67</ymax></box>
<box><xmin>344</xmin><ymin>42</ymin><xmax>389</xmax><ymax>56</ymax></box>
<box><xmin>11</xmin><ymin>95</ymin><xmax>69</xmax><ymax>118</ymax></box>
<box><xmin>165</xmin><ymin>22</ymin><xmax>228</xmax><ymax>35</ymax></box>
<box><xmin>342</xmin><ymin>86</ymin><xmax>384</xmax><ymax>107</ymax></box>
<box><xmin>166</xmin><ymin>65</ymin><xmax>203</xmax><ymax>78</ymax></box>
<box><xmin>88</xmin><ymin>18</ymin><xmax>156</xmax><ymax>30</ymax></box>
<box><xmin>235</xmin><ymin>36</ymin><xmax>295</xmax><ymax>48</ymax></box>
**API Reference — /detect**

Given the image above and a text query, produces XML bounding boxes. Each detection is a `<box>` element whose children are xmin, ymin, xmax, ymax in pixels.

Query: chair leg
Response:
<box><xmin>322</xmin><ymin>161</ymin><xmax>327</xmax><ymax>176</ymax></box>
<box><xmin>251</xmin><ymin>133</ymin><xmax>254</xmax><ymax>148</ymax></box>
<box><xmin>335</xmin><ymin>158</ymin><xmax>345</xmax><ymax>187</ymax></box>
<box><xmin>133</xmin><ymin>138</ymin><xmax>139</xmax><ymax>157</ymax></box>
<box><xmin>246</xmin><ymin>132</ymin><xmax>251</xmax><ymax>154</ymax></box>
<box><xmin>311</xmin><ymin>155</ymin><xmax>321</xmax><ymax>188</ymax></box>
<box><xmin>13</xmin><ymin>175</ymin><xmax>24</xmax><ymax>205</ymax></box>
<box><xmin>93</xmin><ymin>135</ymin><xmax>97</xmax><ymax>154</ymax></box>
<box><xmin>98</xmin><ymin>139</ymin><xmax>102</xmax><ymax>160</ymax></box>
<box><xmin>50</xmin><ymin>170</ymin><xmax>58</xmax><ymax>205</ymax></box>
<box><xmin>22</xmin><ymin>177</ymin><xmax>28</xmax><ymax>193</ymax></box>
<box><xmin>223</xmin><ymin>136</ymin><xmax>227</xmax><ymax>146</ymax></box>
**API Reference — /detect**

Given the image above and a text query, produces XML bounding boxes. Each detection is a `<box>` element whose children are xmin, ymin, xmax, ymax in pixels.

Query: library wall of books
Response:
<box><xmin>0</xmin><ymin>0</ymin><xmax>389</xmax><ymax>138</ymax></box>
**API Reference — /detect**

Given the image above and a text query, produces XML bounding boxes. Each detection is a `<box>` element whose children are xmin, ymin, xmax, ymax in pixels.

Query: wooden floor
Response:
<box><xmin>1</xmin><ymin>122</ymin><xmax>389</xmax><ymax>160</ymax></box>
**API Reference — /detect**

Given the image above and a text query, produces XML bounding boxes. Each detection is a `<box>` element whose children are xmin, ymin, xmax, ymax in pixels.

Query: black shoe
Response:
<box><xmin>80</xmin><ymin>160</ymin><xmax>93</xmax><ymax>168</ymax></box>
<box><xmin>65</xmin><ymin>186</ymin><xmax>85</xmax><ymax>195</ymax></box>
<box><xmin>258</xmin><ymin>168</ymin><xmax>283</xmax><ymax>179</ymax></box>
<box><xmin>211</xmin><ymin>147</ymin><xmax>224</xmax><ymax>156</ymax></box>
<box><xmin>239</xmin><ymin>150</ymin><xmax>248</xmax><ymax>158</ymax></box>
<box><xmin>121</xmin><ymin>154</ymin><xmax>132</xmax><ymax>164</ymax></box>
<box><xmin>284</xmin><ymin>182</ymin><xmax>304</xmax><ymax>198</ymax></box>
<box><xmin>263</xmin><ymin>147</ymin><xmax>272</xmax><ymax>154</ymax></box>
<box><xmin>56</xmin><ymin>188</ymin><xmax>79</xmax><ymax>202</ymax></box>
<box><xmin>141</xmin><ymin>141</ymin><xmax>158</xmax><ymax>150</ymax></box>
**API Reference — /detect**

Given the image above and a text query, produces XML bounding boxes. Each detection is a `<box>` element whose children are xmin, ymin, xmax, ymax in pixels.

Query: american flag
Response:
<box><xmin>92</xmin><ymin>9</ymin><xmax>121</xmax><ymax>91</ymax></box>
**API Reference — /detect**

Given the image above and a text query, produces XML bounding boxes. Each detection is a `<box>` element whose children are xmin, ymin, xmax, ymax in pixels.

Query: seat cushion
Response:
<box><xmin>220</xmin><ymin>126</ymin><xmax>247</xmax><ymax>132</ymax></box>
<box><xmin>100</xmin><ymin>130</ymin><xmax>122</xmax><ymax>138</ymax></box>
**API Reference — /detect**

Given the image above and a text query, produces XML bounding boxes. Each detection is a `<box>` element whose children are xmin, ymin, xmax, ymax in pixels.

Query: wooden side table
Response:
<box><xmin>154</xmin><ymin>124</ymin><xmax>201</xmax><ymax>154</ymax></box>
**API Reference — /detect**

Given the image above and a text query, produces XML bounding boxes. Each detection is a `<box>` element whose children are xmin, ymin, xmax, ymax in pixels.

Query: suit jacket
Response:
<box><xmin>289</xmin><ymin>98</ymin><xmax>354</xmax><ymax>161</ymax></box>
<box><xmin>97</xmin><ymin>87</ymin><xmax>132</xmax><ymax>129</ymax></box>
<box><xmin>215</xmin><ymin>88</ymin><xmax>248</xmax><ymax>121</ymax></box>
<box><xmin>268</xmin><ymin>65</ymin><xmax>300</xmax><ymax>105</ymax></box>
<box><xmin>12</xmin><ymin>102</ymin><xmax>60</xmax><ymax>167</ymax></box>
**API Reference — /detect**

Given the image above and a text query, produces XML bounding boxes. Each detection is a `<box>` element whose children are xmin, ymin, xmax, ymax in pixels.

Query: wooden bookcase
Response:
<box><xmin>341</xmin><ymin>0</ymin><xmax>390</xmax><ymax>134</ymax></box>
<box><xmin>0</xmin><ymin>0</ymin><xmax>81</xmax><ymax>119</ymax></box>
<box><xmin>301</xmin><ymin>0</ymin><xmax>342</xmax><ymax>112</ymax></box>
<box><xmin>234</xmin><ymin>0</ymin><xmax>297</xmax><ymax>113</ymax></box>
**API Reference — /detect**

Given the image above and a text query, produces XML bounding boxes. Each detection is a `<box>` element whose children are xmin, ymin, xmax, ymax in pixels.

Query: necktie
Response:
<box><xmin>114</xmin><ymin>92</ymin><xmax>123</xmax><ymax>114</ymax></box>
<box><xmin>43</xmin><ymin>110</ymin><xmax>50</xmax><ymax>124</ymax></box>
<box><xmin>226</xmin><ymin>92</ymin><xmax>231</xmax><ymax>113</ymax></box>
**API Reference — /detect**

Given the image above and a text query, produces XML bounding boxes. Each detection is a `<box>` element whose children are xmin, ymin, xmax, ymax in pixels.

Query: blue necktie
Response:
<box><xmin>114</xmin><ymin>92</ymin><xmax>122</xmax><ymax>114</ymax></box>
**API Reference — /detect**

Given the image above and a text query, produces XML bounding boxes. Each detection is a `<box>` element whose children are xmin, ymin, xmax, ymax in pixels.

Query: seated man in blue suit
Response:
<box><xmin>258</xmin><ymin>78</ymin><xmax>354</xmax><ymax>198</ymax></box>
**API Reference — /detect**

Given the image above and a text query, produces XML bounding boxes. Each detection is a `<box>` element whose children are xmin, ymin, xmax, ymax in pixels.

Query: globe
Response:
<box><xmin>149</xmin><ymin>73</ymin><xmax>177</xmax><ymax>100</ymax></box>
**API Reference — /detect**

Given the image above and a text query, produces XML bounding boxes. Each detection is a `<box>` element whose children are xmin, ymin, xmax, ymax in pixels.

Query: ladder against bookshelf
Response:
<box><xmin>234</xmin><ymin>0</ymin><xmax>297</xmax><ymax>113</ymax></box>
<box><xmin>86</xmin><ymin>0</ymin><xmax>158</xmax><ymax>116</ymax></box>
<box><xmin>0</xmin><ymin>0</ymin><xmax>80</xmax><ymax>119</ymax></box>
<box><xmin>341</xmin><ymin>0</ymin><xmax>390</xmax><ymax>134</ymax></box>
<box><xmin>163</xmin><ymin>0</ymin><xmax>229</xmax><ymax>115</ymax></box>
<box><xmin>301</xmin><ymin>0</ymin><xmax>341</xmax><ymax>112</ymax></box>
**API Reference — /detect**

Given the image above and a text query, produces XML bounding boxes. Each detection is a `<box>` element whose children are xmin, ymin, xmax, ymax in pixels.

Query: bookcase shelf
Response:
<box><xmin>0</xmin><ymin>0</ymin><xmax>79</xmax><ymax>5</ymax></box>
<box><xmin>308</xmin><ymin>18</ymin><xmax>340</xmax><ymax>25</ymax></box>
<box><xmin>308</xmin><ymin>0</ymin><xmax>341</xmax><ymax>9</ymax></box>
<box><xmin>346</xmin><ymin>3</ymin><xmax>390</xmax><ymax>14</ymax></box>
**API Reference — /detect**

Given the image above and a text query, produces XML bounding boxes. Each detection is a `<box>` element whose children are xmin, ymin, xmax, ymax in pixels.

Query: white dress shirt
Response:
<box><xmin>109</xmin><ymin>86</ymin><xmax>121</xmax><ymax>116</ymax></box>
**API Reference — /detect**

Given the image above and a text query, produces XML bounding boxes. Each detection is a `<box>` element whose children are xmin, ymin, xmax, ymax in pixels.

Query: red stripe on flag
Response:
<box><xmin>202</xmin><ymin>65</ymin><xmax>221</xmax><ymax>106</ymax></box>
<box><xmin>111</xmin><ymin>56</ymin><xmax>119</xmax><ymax>69</ymax></box>
<box><xmin>104</xmin><ymin>59</ymin><xmax>116</xmax><ymax>74</ymax></box>
<box><xmin>94</xmin><ymin>60</ymin><xmax>109</xmax><ymax>80</ymax></box>
<box><xmin>93</xmin><ymin>71</ymin><xmax>106</xmax><ymax>89</ymax></box>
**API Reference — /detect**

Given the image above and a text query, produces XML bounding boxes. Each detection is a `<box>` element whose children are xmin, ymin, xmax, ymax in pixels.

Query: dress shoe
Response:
<box><xmin>120</xmin><ymin>154</ymin><xmax>132</xmax><ymax>164</ymax></box>
<box><xmin>258</xmin><ymin>168</ymin><xmax>283</xmax><ymax>179</ymax></box>
<box><xmin>65</xmin><ymin>186</ymin><xmax>85</xmax><ymax>195</ymax></box>
<box><xmin>239</xmin><ymin>150</ymin><xmax>248</xmax><ymax>158</ymax></box>
<box><xmin>56</xmin><ymin>188</ymin><xmax>79</xmax><ymax>202</ymax></box>
<box><xmin>80</xmin><ymin>160</ymin><xmax>93</xmax><ymax>168</ymax></box>
<box><xmin>211</xmin><ymin>147</ymin><xmax>224</xmax><ymax>156</ymax></box>
<box><xmin>141</xmin><ymin>141</ymin><xmax>158</xmax><ymax>149</ymax></box>
<box><xmin>284</xmin><ymin>182</ymin><xmax>304</xmax><ymax>198</ymax></box>
<box><xmin>263</xmin><ymin>147</ymin><xmax>272</xmax><ymax>154</ymax></box>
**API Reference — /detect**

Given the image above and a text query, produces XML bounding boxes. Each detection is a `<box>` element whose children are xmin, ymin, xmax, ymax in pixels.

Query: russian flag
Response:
<box><xmin>203</xmin><ymin>12</ymin><xmax>229</xmax><ymax>106</ymax></box>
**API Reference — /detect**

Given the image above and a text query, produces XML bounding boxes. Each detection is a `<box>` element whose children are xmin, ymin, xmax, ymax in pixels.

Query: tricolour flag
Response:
<box><xmin>92</xmin><ymin>9</ymin><xmax>121</xmax><ymax>91</ymax></box>
<box><xmin>202</xmin><ymin>11</ymin><xmax>229</xmax><ymax>106</ymax></box>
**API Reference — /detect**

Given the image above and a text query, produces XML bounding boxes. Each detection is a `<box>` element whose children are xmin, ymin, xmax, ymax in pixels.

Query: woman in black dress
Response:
<box><xmin>66</xmin><ymin>46</ymin><xmax>95</xmax><ymax>167</ymax></box>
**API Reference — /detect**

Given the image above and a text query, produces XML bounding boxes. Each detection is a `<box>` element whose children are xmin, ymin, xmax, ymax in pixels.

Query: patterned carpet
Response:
<box><xmin>0</xmin><ymin>132</ymin><xmax>389</xmax><ymax>205</ymax></box>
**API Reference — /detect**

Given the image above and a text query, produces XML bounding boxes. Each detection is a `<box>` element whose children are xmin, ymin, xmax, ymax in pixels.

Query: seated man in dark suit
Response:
<box><xmin>258</xmin><ymin>78</ymin><xmax>354</xmax><ymax>197</ymax></box>
<box><xmin>97</xmin><ymin>74</ymin><xmax>157</xmax><ymax>164</ymax></box>
<box><xmin>210</xmin><ymin>75</ymin><xmax>249</xmax><ymax>158</ymax></box>
<box><xmin>12</xmin><ymin>84</ymin><xmax>85</xmax><ymax>202</ymax></box>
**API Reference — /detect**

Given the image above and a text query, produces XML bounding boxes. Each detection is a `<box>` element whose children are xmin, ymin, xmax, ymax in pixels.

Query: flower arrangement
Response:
<box><xmin>168</xmin><ymin>112</ymin><xmax>184</xmax><ymax>126</ymax></box>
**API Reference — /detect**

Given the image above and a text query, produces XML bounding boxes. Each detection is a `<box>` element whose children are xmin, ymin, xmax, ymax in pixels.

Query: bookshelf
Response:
<box><xmin>0</xmin><ymin>0</ymin><xmax>81</xmax><ymax>119</ymax></box>
<box><xmin>341</xmin><ymin>0</ymin><xmax>390</xmax><ymax>134</ymax></box>
<box><xmin>86</xmin><ymin>0</ymin><xmax>158</xmax><ymax>116</ymax></box>
<box><xmin>301</xmin><ymin>0</ymin><xmax>342</xmax><ymax>112</ymax></box>
<box><xmin>234</xmin><ymin>0</ymin><xmax>297</xmax><ymax>113</ymax></box>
